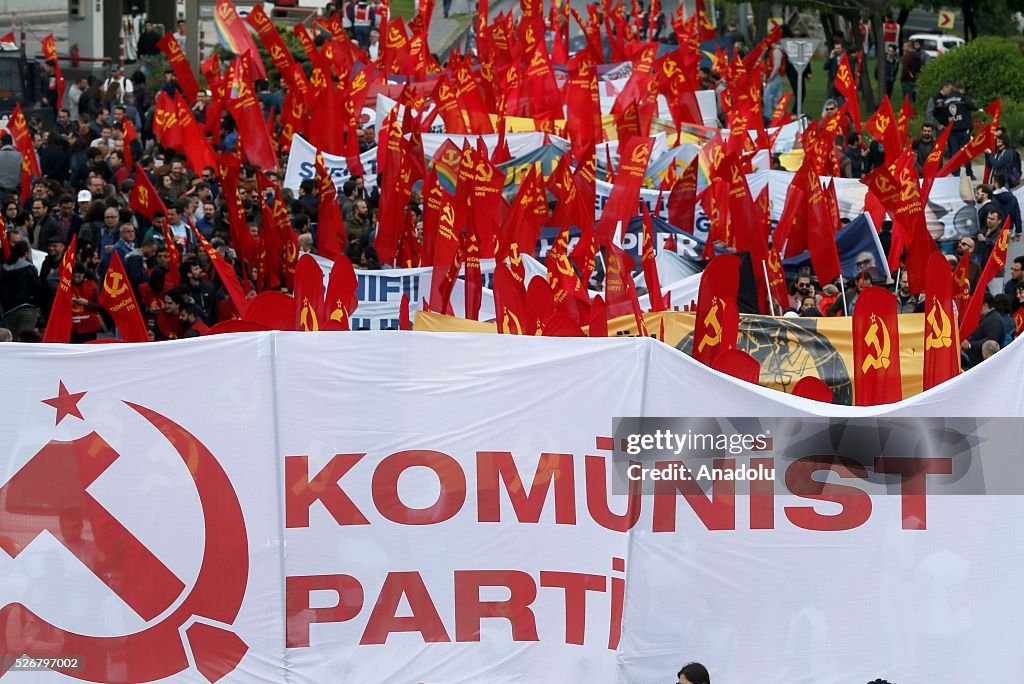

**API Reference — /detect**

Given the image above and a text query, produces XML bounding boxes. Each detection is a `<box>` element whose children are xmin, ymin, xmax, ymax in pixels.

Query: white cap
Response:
<box><xmin>77</xmin><ymin>190</ymin><xmax>92</xmax><ymax>202</ymax></box>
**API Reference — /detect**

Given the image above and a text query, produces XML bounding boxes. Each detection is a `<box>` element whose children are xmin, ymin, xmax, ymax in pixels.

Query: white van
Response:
<box><xmin>908</xmin><ymin>33</ymin><xmax>966</xmax><ymax>59</ymax></box>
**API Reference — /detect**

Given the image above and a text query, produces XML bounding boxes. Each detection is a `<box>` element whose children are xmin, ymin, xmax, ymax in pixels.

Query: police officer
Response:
<box><xmin>348</xmin><ymin>0</ymin><xmax>376</xmax><ymax>49</ymax></box>
<box><xmin>943</xmin><ymin>83</ymin><xmax>980</xmax><ymax>179</ymax></box>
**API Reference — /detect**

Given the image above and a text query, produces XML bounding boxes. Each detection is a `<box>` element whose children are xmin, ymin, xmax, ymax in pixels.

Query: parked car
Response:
<box><xmin>908</xmin><ymin>33</ymin><xmax>966</xmax><ymax>60</ymax></box>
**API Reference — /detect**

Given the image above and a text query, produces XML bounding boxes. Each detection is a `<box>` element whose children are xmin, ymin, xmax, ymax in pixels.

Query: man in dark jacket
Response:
<box><xmin>990</xmin><ymin>174</ymin><xmax>1022</xmax><ymax>241</ymax></box>
<box><xmin>1</xmin><ymin>241</ymin><xmax>41</xmax><ymax>336</ymax></box>
<box><xmin>962</xmin><ymin>293</ymin><xmax>1007</xmax><ymax>367</ymax></box>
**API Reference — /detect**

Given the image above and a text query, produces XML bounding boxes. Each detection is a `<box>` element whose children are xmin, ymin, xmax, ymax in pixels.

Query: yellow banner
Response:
<box><xmin>415</xmin><ymin>310</ymin><xmax>930</xmax><ymax>403</ymax></box>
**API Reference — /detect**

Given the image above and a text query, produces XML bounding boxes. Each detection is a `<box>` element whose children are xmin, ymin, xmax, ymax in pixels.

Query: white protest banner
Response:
<box><xmin>4</xmin><ymin>333</ymin><xmax>1023</xmax><ymax>682</ymax></box>
<box><xmin>283</xmin><ymin>134</ymin><xmax>379</xmax><ymax>193</ymax></box>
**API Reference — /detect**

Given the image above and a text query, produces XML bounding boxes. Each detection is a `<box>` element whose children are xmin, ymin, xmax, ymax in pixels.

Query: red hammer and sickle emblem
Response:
<box><xmin>1</xmin><ymin>398</ymin><xmax>249</xmax><ymax>683</ymax></box>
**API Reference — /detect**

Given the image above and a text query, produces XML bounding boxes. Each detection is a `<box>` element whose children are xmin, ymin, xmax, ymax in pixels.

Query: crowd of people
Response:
<box><xmin>0</xmin><ymin>10</ymin><xmax>1020</xmax><ymax>371</ymax></box>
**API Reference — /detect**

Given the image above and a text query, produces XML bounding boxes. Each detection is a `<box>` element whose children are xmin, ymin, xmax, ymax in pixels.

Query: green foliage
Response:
<box><xmin>390</xmin><ymin>0</ymin><xmax>417</xmax><ymax>20</ymax></box>
<box><xmin>994</xmin><ymin>98</ymin><xmax>1024</xmax><ymax>145</ymax></box>
<box><xmin>917</xmin><ymin>36</ymin><xmax>1024</xmax><ymax>107</ymax></box>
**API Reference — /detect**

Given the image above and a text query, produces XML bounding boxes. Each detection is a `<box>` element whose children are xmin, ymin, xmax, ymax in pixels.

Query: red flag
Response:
<box><xmin>692</xmin><ymin>254</ymin><xmax>740</xmax><ymax>366</ymax></box>
<box><xmin>937</xmin><ymin>121</ymin><xmax>994</xmax><ymax>179</ymax></box>
<box><xmin>42</xmin><ymin>235</ymin><xmax>78</xmax><ymax>343</ymax></box>
<box><xmin>920</xmin><ymin>124</ymin><xmax>953</xmax><ymax>201</ymax></box>
<box><xmin>247</xmin><ymin>4</ymin><xmax>297</xmax><ymax>78</ymax></box>
<box><xmin>770</xmin><ymin>92</ymin><xmax>793</xmax><ymax>127</ymax></box>
<box><xmin>641</xmin><ymin>204</ymin><xmax>664</xmax><ymax>311</ymax></box>
<box><xmin>98</xmin><ymin>251</ymin><xmax>149</xmax><ymax>343</ymax></box>
<box><xmin>710</xmin><ymin>349</ymin><xmax>760</xmax><ymax>385</ymax></box>
<box><xmin>805</xmin><ymin>173</ymin><xmax>842</xmax><ymax>285</ymax></box>
<box><xmin>765</xmin><ymin>247</ymin><xmax>789</xmax><ymax>312</ymax></box>
<box><xmin>314</xmin><ymin>153</ymin><xmax>346</xmax><ymax>261</ymax></box>
<box><xmin>922</xmin><ymin>251</ymin><xmax>960</xmax><ymax>391</ymax></box>
<box><xmin>161</xmin><ymin>220</ymin><xmax>181</xmax><ymax>290</ymax></box>
<box><xmin>852</xmin><ymin>286</ymin><xmax>903</xmax><ymax>406</ymax></box>
<box><xmin>174</xmin><ymin>93</ymin><xmax>218</xmax><ymax>174</ymax></box>
<box><xmin>323</xmin><ymin>255</ymin><xmax>359</xmax><ymax>331</ymax></box>
<box><xmin>667</xmin><ymin>159</ymin><xmax>697</xmax><ymax>233</ymax></box>
<box><xmin>8</xmin><ymin>104</ymin><xmax>39</xmax><ymax>178</ymax></box>
<box><xmin>464</xmin><ymin>223</ymin><xmax>483</xmax><ymax>321</ymax></box>
<box><xmin>792</xmin><ymin>376</ymin><xmax>833</xmax><ymax>403</ymax></box>
<box><xmin>400</xmin><ymin>293</ymin><xmax>411</xmax><ymax>330</ymax></box>
<box><xmin>226</xmin><ymin>56</ymin><xmax>278</xmax><ymax>170</ymax></box>
<box><xmin>864</xmin><ymin>96</ymin><xmax>898</xmax><ymax>164</ymax></box>
<box><xmin>121</xmin><ymin>119</ymin><xmax>137</xmax><ymax>168</ymax></box>
<box><xmin>959</xmin><ymin>218</ymin><xmax>1011</xmax><ymax>341</ymax></box>
<box><xmin>493</xmin><ymin>262</ymin><xmax>527</xmax><ymax>334</ymax></box>
<box><xmin>896</xmin><ymin>94</ymin><xmax>914</xmax><ymax>148</ymax></box>
<box><xmin>0</xmin><ymin>215</ymin><xmax>9</xmax><ymax>262</ymax></box>
<box><xmin>834</xmin><ymin>52</ymin><xmax>860</xmax><ymax>133</ymax></box>
<box><xmin>595</xmin><ymin>137</ymin><xmax>652</xmax><ymax>245</ymax></box>
<box><xmin>293</xmin><ymin>254</ymin><xmax>326</xmax><ymax>331</ymax></box>
<box><xmin>243</xmin><ymin>291</ymin><xmax>293</xmax><ymax>329</ymax></box>
<box><xmin>128</xmin><ymin>165</ymin><xmax>167</xmax><ymax>220</ymax></box>
<box><xmin>157</xmin><ymin>33</ymin><xmax>200</xmax><ymax>102</ymax></box>
<box><xmin>41</xmin><ymin>35</ymin><xmax>64</xmax><ymax>109</ymax></box>
<box><xmin>214</xmin><ymin>0</ymin><xmax>267</xmax><ymax>79</ymax></box>
<box><xmin>429</xmin><ymin>196</ymin><xmax>461</xmax><ymax>313</ymax></box>
<box><xmin>194</xmin><ymin>226</ymin><xmax>250</xmax><ymax>319</ymax></box>
<box><xmin>952</xmin><ymin>250</ymin><xmax>972</xmax><ymax>316</ymax></box>
<box><xmin>604</xmin><ymin>242</ymin><xmax>640</xmax><ymax>321</ymax></box>
<box><xmin>153</xmin><ymin>91</ymin><xmax>183</xmax><ymax>150</ymax></box>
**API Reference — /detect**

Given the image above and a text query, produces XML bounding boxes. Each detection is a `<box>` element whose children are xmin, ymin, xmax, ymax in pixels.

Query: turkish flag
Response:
<box><xmin>323</xmin><ymin>254</ymin><xmax>359</xmax><ymax>331</ymax></box>
<box><xmin>128</xmin><ymin>164</ymin><xmax>167</xmax><ymax>220</ymax></box>
<box><xmin>692</xmin><ymin>253</ymin><xmax>740</xmax><ymax>366</ymax></box>
<box><xmin>292</xmin><ymin>254</ymin><xmax>326</xmax><ymax>332</ymax></box>
<box><xmin>98</xmin><ymin>251</ymin><xmax>149</xmax><ymax>343</ymax></box>
<box><xmin>42</xmin><ymin>235</ymin><xmax>78</xmax><ymax>343</ymax></box>
<box><xmin>922</xmin><ymin>251</ymin><xmax>960</xmax><ymax>391</ymax></box>
<box><xmin>852</xmin><ymin>286</ymin><xmax>903</xmax><ymax>406</ymax></box>
<box><xmin>959</xmin><ymin>217</ymin><xmax>1011</xmax><ymax>341</ymax></box>
<box><xmin>157</xmin><ymin>33</ymin><xmax>200</xmax><ymax>102</ymax></box>
<box><xmin>710</xmin><ymin>349</ymin><xmax>760</xmax><ymax>385</ymax></box>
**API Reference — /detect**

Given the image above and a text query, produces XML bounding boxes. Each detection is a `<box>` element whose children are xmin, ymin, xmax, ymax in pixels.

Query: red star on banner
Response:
<box><xmin>42</xmin><ymin>381</ymin><xmax>87</xmax><ymax>425</ymax></box>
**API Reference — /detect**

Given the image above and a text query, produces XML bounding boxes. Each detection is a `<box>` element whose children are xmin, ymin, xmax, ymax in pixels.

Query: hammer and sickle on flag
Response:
<box><xmin>925</xmin><ymin>297</ymin><xmax>952</xmax><ymax>349</ymax></box>
<box><xmin>861</xmin><ymin>313</ymin><xmax>892</xmax><ymax>372</ymax></box>
<box><xmin>697</xmin><ymin>297</ymin><xmax>724</xmax><ymax>352</ymax></box>
<box><xmin>104</xmin><ymin>271</ymin><xmax>129</xmax><ymax>298</ymax></box>
<box><xmin>299</xmin><ymin>297</ymin><xmax>319</xmax><ymax>331</ymax></box>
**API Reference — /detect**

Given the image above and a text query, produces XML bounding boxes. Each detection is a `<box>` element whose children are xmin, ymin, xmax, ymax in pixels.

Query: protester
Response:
<box><xmin>986</xmin><ymin>133</ymin><xmax>1022</xmax><ymax>188</ymax></box>
<box><xmin>901</xmin><ymin>39</ymin><xmax>923</xmax><ymax>103</ymax></box>
<box><xmin>678</xmin><ymin>662</ymin><xmax>711</xmax><ymax>684</ymax></box>
<box><xmin>962</xmin><ymin>293</ymin><xmax>1006</xmax><ymax>367</ymax></box>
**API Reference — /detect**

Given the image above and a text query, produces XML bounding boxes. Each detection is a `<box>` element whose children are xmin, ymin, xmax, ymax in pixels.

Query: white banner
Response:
<box><xmin>283</xmin><ymin>134</ymin><xmax>379</xmax><ymax>193</ymax></box>
<box><xmin>2</xmin><ymin>334</ymin><xmax>1023</xmax><ymax>682</ymax></box>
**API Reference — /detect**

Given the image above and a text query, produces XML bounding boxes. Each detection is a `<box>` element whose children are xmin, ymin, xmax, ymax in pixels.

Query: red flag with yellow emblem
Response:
<box><xmin>922</xmin><ymin>250</ymin><xmax>960</xmax><ymax>391</ymax></box>
<box><xmin>692</xmin><ymin>254</ymin><xmax>740</xmax><ymax>366</ymax></box>
<box><xmin>852</xmin><ymin>286</ymin><xmax>902</xmax><ymax>406</ymax></box>
<box><xmin>42</xmin><ymin>235</ymin><xmax>78</xmax><ymax>343</ymax></box>
<box><xmin>959</xmin><ymin>217</ymin><xmax>1011</xmax><ymax>341</ymax></box>
<box><xmin>834</xmin><ymin>52</ymin><xmax>860</xmax><ymax>133</ymax></box>
<box><xmin>157</xmin><ymin>33</ymin><xmax>200</xmax><ymax>102</ymax></box>
<box><xmin>323</xmin><ymin>254</ymin><xmax>359</xmax><ymax>331</ymax></box>
<box><xmin>292</xmin><ymin>253</ymin><xmax>326</xmax><ymax>332</ymax></box>
<box><xmin>98</xmin><ymin>250</ymin><xmax>149</xmax><ymax>343</ymax></box>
